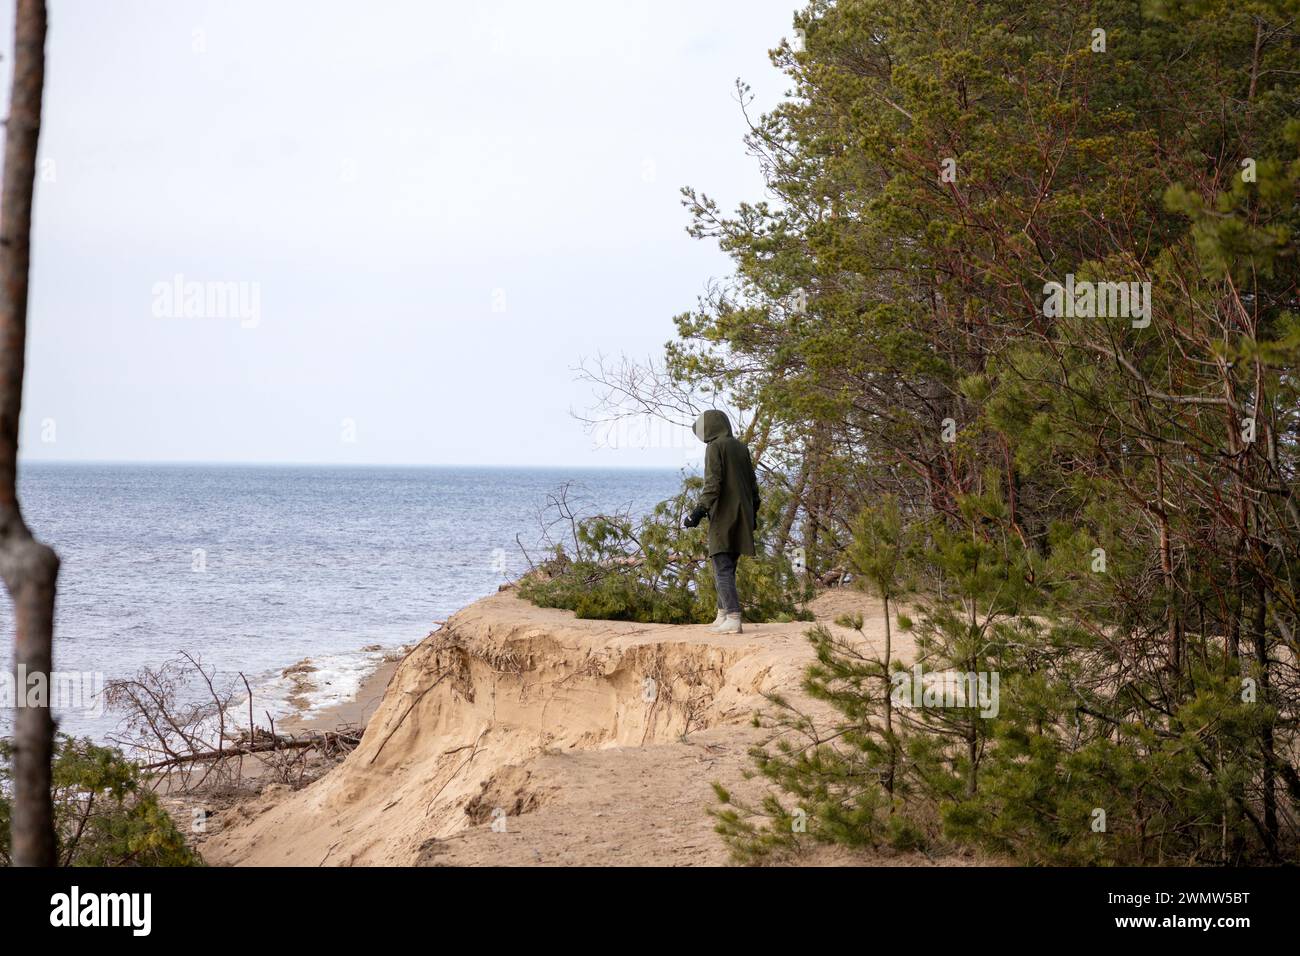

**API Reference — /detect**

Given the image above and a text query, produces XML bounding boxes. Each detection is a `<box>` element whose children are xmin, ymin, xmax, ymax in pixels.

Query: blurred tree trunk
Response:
<box><xmin>774</xmin><ymin>458</ymin><xmax>807</xmax><ymax>559</ymax></box>
<box><xmin>0</xmin><ymin>0</ymin><xmax>58</xmax><ymax>868</ymax></box>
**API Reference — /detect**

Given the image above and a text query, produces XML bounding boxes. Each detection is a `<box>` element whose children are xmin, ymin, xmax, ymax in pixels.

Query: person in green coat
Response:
<box><xmin>683</xmin><ymin>409</ymin><xmax>760</xmax><ymax>634</ymax></box>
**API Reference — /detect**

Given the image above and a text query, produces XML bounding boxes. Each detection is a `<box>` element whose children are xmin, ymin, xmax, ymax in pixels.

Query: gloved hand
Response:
<box><xmin>683</xmin><ymin>506</ymin><xmax>708</xmax><ymax>528</ymax></box>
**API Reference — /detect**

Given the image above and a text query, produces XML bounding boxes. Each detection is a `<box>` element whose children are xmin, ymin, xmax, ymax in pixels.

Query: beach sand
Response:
<box><xmin>191</xmin><ymin>586</ymin><xmax>993</xmax><ymax>867</ymax></box>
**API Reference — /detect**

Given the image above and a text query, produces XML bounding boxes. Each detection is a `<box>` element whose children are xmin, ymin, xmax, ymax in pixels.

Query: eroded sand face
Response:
<box><xmin>202</xmin><ymin>588</ymin><xmax>910</xmax><ymax>867</ymax></box>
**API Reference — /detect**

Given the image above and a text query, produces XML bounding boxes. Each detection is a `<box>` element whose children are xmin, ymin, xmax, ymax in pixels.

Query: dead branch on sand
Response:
<box><xmin>104</xmin><ymin>652</ymin><xmax>364</xmax><ymax>791</ymax></box>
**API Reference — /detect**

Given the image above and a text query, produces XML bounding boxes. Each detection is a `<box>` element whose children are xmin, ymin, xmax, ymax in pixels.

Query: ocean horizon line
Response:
<box><xmin>18</xmin><ymin>458</ymin><xmax>693</xmax><ymax>472</ymax></box>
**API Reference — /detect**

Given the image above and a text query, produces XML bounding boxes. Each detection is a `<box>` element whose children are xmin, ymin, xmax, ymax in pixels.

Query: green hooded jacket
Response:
<box><xmin>692</xmin><ymin>410</ymin><xmax>761</xmax><ymax>557</ymax></box>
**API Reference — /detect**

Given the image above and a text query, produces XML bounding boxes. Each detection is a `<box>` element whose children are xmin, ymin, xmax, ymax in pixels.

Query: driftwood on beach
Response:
<box><xmin>138</xmin><ymin>728</ymin><xmax>363</xmax><ymax>771</ymax></box>
<box><xmin>104</xmin><ymin>651</ymin><xmax>367</xmax><ymax>791</ymax></box>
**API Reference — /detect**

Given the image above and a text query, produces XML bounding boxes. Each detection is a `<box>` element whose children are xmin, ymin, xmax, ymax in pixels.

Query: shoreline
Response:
<box><xmin>155</xmin><ymin>635</ymin><xmax>423</xmax><ymax>857</ymax></box>
<box><xmin>280</xmin><ymin>653</ymin><xmax>403</xmax><ymax>736</ymax></box>
<box><xmin>259</xmin><ymin>623</ymin><xmax>446</xmax><ymax>738</ymax></box>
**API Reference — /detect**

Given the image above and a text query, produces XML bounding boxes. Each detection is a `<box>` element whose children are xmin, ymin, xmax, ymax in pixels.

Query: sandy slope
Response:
<box><xmin>201</xmin><ymin>587</ymin><xmax>926</xmax><ymax>867</ymax></box>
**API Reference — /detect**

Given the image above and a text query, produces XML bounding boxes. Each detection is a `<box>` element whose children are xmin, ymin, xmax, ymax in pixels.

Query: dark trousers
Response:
<box><xmin>712</xmin><ymin>551</ymin><xmax>741</xmax><ymax>614</ymax></box>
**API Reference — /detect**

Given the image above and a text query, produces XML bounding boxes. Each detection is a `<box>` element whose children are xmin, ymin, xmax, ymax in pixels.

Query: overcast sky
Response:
<box><xmin>0</xmin><ymin>0</ymin><xmax>797</xmax><ymax>467</ymax></box>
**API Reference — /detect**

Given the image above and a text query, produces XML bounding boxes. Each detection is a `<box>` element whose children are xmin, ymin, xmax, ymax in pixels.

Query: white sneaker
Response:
<box><xmin>705</xmin><ymin>609</ymin><xmax>726</xmax><ymax>631</ymax></box>
<box><xmin>715</xmin><ymin>613</ymin><xmax>743</xmax><ymax>635</ymax></box>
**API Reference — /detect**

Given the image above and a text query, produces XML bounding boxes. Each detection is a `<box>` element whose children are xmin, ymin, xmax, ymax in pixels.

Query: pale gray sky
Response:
<box><xmin>1</xmin><ymin>0</ymin><xmax>797</xmax><ymax>467</ymax></box>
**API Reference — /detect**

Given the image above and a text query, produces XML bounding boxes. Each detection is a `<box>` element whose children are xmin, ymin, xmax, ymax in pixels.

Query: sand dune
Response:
<box><xmin>202</xmin><ymin>587</ymin><xmax>918</xmax><ymax>867</ymax></box>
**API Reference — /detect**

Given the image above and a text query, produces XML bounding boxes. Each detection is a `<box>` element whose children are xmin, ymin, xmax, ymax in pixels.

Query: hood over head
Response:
<box><xmin>692</xmin><ymin>409</ymin><xmax>733</xmax><ymax>444</ymax></box>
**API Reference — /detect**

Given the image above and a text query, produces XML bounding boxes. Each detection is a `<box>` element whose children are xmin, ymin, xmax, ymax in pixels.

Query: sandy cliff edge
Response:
<box><xmin>200</xmin><ymin>587</ymin><xmax>923</xmax><ymax>867</ymax></box>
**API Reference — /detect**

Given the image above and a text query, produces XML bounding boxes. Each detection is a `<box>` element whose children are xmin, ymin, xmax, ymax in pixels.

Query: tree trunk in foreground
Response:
<box><xmin>0</xmin><ymin>0</ymin><xmax>58</xmax><ymax>868</ymax></box>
